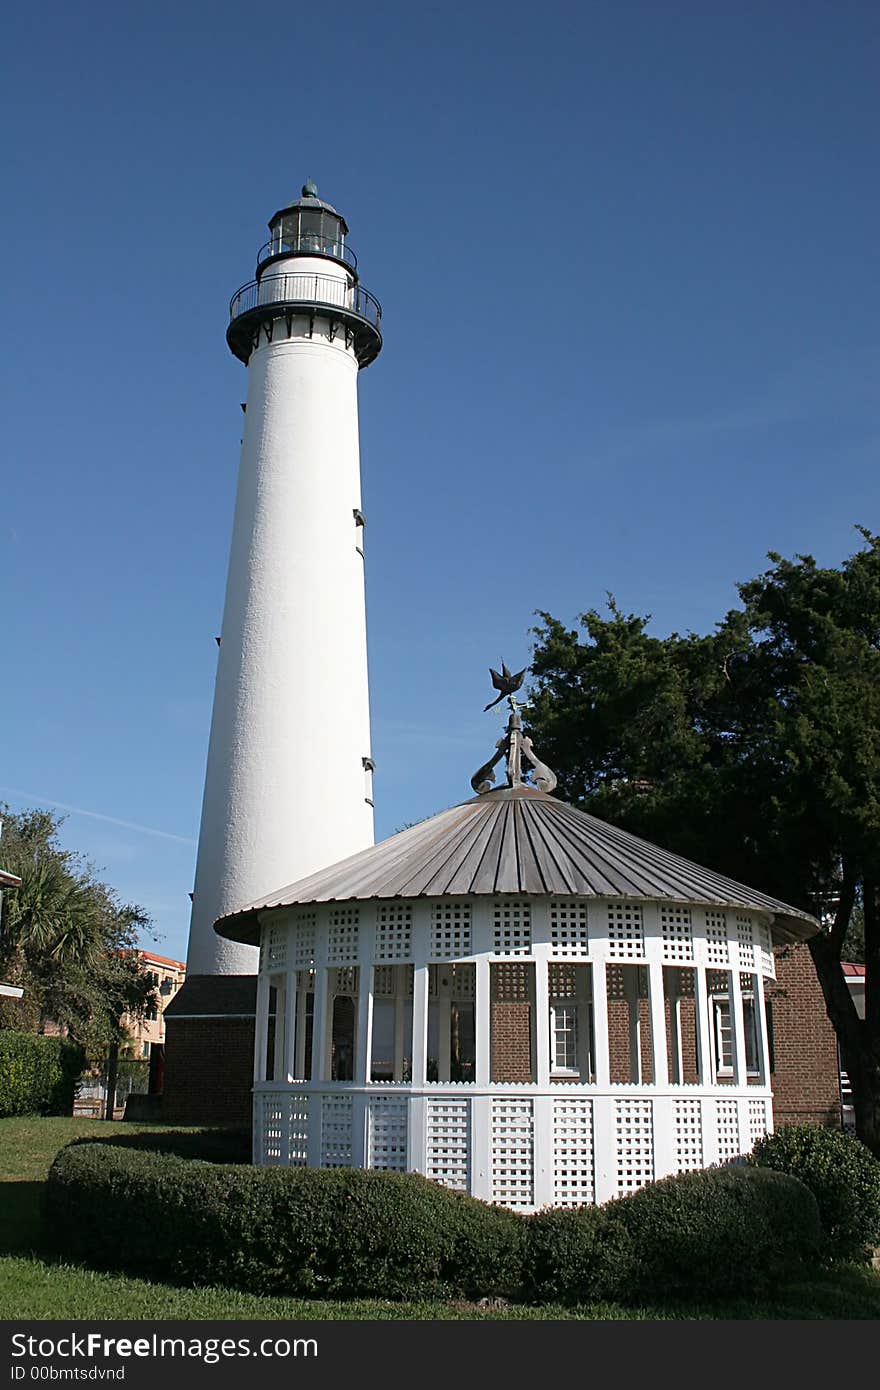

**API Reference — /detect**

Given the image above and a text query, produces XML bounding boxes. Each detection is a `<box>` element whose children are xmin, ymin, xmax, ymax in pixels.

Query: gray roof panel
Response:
<box><xmin>215</xmin><ymin>786</ymin><xmax>817</xmax><ymax>945</ymax></box>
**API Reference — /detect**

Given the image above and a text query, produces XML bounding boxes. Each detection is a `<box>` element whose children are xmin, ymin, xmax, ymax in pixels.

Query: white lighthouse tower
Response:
<box><xmin>165</xmin><ymin>184</ymin><xmax>382</xmax><ymax>1118</ymax></box>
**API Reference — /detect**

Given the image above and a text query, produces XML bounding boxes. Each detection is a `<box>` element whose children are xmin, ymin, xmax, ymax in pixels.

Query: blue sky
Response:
<box><xmin>2</xmin><ymin>1</ymin><xmax>878</xmax><ymax>962</ymax></box>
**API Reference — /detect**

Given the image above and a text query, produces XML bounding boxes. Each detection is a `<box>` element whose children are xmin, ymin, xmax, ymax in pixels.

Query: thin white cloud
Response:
<box><xmin>0</xmin><ymin>787</ymin><xmax>196</xmax><ymax>846</ymax></box>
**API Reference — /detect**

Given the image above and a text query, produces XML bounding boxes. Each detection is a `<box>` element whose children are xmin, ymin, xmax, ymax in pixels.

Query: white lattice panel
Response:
<box><xmin>327</xmin><ymin>908</ymin><xmax>359</xmax><ymax>963</ymax></box>
<box><xmin>375</xmin><ymin>903</ymin><xmax>413</xmax><ymax>961</ymax></box>
<box><xmin>735</xmin><ymin>914</ymin><xmax>755</xmax><ymax>969</ymax></box>
<box><xmin>426</xmin><ymin>1099</ymin><xmax>470</xmax><ymax>1191</ymax></box>
<box><xmin>320</xmin><ymin>1094</ymin><xmax>353</xmax><ymax>1167</ymax></box>
<box><xmin>262</xmin><ymin>922</ymin><xmax>288</xmax><ymax>973</ymax></box>
<box><xmin>615</xmin><ymin>1098</ymin><xmax>654</xmax><ymax>1193</ymax></box>
<box><xmin>704</xmin><ymin>910</ymin><xmax>729</xmax><ymax>965</ymax></box>
<box><xmin>548</xmin><ymin>962</ymin><xmax>578</xmax><ymax>999</ymax></box>
<box><xmin>549</xmin><ymin>901</ymin><xmax>590</xmax><ymax>957</ymax></box>
<box><xmin>329</xmin><ymin>966</ymin><xmax>358</xmax><ymax>996</ymax></box>
<box><xmin>260</xmin><ymin>1092</ymin><xmax>309</xmax><ymax>1167</ymax></box>
<box><xmin>716</xmin><ymin>1099</ymin><xmax>740</xmax><ymax>1162</ymax></box>
<box><xmin>747</xmin><ymin>1098</ymin><xmax>769</xmax><ymax>1147</ymax></box>
<box><xmin>491</xmin><ymin>1098</ymin><xmax>534</xmax><ymax>1208</ymax></box>
<box><xmin>451</xmin><ymin>963</ymin><xmax>475</xmax><ymax>999</ymax></box>
<box><xmin>661</xmin><ymin>905</ymin><xmax>693</xmax><ymax>963</ymax></box>
<box><xmin>292</xmin><ymin>912</ymin><xmax>316</xmax><ymax>968</ymax></box>
<box><xmin>756</xmin><ymin>922</ymin><xmax>775</xmax><ymax>977</ymax></box>
<box><xmin>492</xmin><ymin>901</ymin><xmax>532</xmax><ymax>955</ymax></box>
<box><xmin>552</xmin><ymin>1098</ymin><xmax>594</xmax><ymax>1205</ymax></box>
<box><xmin>259</xmin><ymin>1095</ymin><xmax>284</xmax><ymax>1163</ymax></box>
<box><xmin>368</xmin><ymin>1097</ymin><xmax>408</xmax><ymax>1171</ymax></box>
<box><xmin>431</xmin><ymin>903</ymin><xmax>472</xmax><ymax>958</ymax></box>
<box><xmin>673</xmin><ymin>1098</ymin><xmax>703</xmax><ymax>1172</ymax></box>
<box><xmin>607</xmin><ymin>904</ymin><xmax>645</xmax><ymax>959</ymax></box>
<box><xmin>373</xmin><ymin>964</ymin><xmax>396</xmax><ymax>996</ymax></box>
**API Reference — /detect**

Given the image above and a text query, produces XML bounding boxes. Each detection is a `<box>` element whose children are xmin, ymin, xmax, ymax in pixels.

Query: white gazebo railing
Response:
<box><xmin>253</xmin><ymin>1082</ymin><xmax>772</xmax><ymax>1210</ymax></box>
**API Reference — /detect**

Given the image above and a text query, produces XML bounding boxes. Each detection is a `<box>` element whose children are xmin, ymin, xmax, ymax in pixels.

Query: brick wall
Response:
<box><xmin>768</xmin><ymin>942</ymin><xmax>841</xmax><ymax>1128</ymax></box>
<box><xmin>161</xmin><ymin>1014</ymin><xmax>255</xmax><ymax>1126</ymax></box>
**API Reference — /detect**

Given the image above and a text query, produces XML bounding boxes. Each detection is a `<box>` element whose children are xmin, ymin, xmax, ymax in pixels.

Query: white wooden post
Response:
<box><xmin>356</xmin><ymin>914</ymin><xmax>374</xmax><ymax>1085</ymax></box>
<box><xmin>273</xmin><ymin>978</ymin><xmax>286</xmax><ymax>1082</ymax></box>
<box><xmin>754</xmin><ymin>969</ymin><xmax>771</xmax><ymax>1089</ymax></box>
<box><xmin>592</xmin><ymin>1095</ymin><xmax>616</xmax><ymax>1204</ymax></box>
<box><xmin>647</xmin><ymin>960</ymin><xmax>669</xmax><ymax>1088</ymax></box>
<box><xmin>534</xmin><ymin>952</ymin><xmax>550</xmax><ymax>1089</ymax></box>
<box><xmin>254</xmin><ymin>972</ymin><xmax>270</xmax><ymax>1084</ymax></box>
<box><xmin>475</xmin><ymin>957</ymin><xmax>491</xmax><ymax>1087</ymax></box>
<box><xmin>591</xmin><ymin>959</ymin><xmax>610</xmax><ymax>1087</ymax></box>
<box><xmin>411</xmin><ymin>907</ymin><xmax>429</xmax><ymax>1087</ymax></box>
<box><xmin>411</xmin><ymin>969</ymin><xmax>429</xmax><ymax>1087</ymax></box>
<box><xmin>471</xmin><ymin>1093</ymin><xmax>492</xmax><ymax>1201</ymax></box>
<box><xmin>310</xmin><ymin>967</ymin><xmax>329</xmax><ymax>1082</ymax></box>
<box><xmin>283</xmin><ymin>970</ymin><xmax>297</xmax><ymax>1083</ymax></box>
<box><xmin>532</xmin><ymin>1093</ymin><xmax>554</xmax><ymax>1209</ymax></box>
<box><xmin>294</xmin><ymin>974</ymin><xmax>309</xmax><ymax>1080</ymax></box>
<box><xmin>694</xmin><ymin>965</ymin><xmax>713</xmax><ymax>1084</ymax></box>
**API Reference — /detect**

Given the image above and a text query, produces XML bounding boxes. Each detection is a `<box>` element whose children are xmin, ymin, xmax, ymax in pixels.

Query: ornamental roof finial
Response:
<box><xmin>471</xmin><ymin>665</ymin><xmax>557</xmax><ymax>796</ymax></box>
<box><xmin>301</xmin><ymin>178</ymin><xmax>318</xmax><ymax>198</ymax></box>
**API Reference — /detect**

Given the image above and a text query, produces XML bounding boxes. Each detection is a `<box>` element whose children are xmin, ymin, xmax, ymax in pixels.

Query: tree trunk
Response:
<box><xmin>104</xmin><ymin>1042</ymin><xmax>119</xmax><ymax>1122</ymax></box>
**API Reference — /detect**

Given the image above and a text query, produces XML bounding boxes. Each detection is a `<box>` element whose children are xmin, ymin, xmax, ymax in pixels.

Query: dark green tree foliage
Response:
<box><xmin>527</xmin><ymin>531</ymin><xmax>880</xmax><ymax>1152</ymax></box>
<box><xmin>0</xmin><ymin>807</ymin><xmax>155</xmax><ymax>1058</ymax></box>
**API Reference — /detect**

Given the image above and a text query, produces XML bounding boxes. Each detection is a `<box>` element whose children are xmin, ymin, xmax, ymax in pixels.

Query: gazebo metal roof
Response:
<box><xmin>214</xmin><ymin>784</ymin><xmax>818</xmax><ymax>946</ymax></box>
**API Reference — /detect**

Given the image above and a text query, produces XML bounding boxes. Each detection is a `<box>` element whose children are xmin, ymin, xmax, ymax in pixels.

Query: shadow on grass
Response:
<box><xmin>0</xmin><ymin>1181</ymin><xmax>46</xmax><ymax>1255</ymax></box>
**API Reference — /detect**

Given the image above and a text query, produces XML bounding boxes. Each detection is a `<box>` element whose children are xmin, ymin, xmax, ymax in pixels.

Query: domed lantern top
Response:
<box><xmin>260</xmin><ymin>179</ymin><xmax>355</xmax><ymax>275</ymax></box>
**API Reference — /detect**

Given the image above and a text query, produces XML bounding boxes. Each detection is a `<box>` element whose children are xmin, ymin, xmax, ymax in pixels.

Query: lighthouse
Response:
<box><xmin>163</xmin><ymin>184</ymin><xmax>382</xmax><ymax>1119</ymax></box>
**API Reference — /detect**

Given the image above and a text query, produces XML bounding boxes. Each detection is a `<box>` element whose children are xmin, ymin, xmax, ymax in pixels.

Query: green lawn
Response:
<box><xmin>1</xmin><ymin>1116</ymin><xmax>879</xmax><ymax>1320</ymax></box>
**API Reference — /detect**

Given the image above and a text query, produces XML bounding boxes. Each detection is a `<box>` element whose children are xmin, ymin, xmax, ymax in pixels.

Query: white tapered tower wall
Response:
<box><xmin>187</xmin><ymin>251</ymin><xmax>375</xmax><ymax>975</ymax></box>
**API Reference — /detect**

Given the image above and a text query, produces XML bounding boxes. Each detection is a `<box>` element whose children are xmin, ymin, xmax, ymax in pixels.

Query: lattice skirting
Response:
<box><xmin>254</xmin><ymin>1089</ymin><xmax>774</xmax><ymax>1207</ymax></box>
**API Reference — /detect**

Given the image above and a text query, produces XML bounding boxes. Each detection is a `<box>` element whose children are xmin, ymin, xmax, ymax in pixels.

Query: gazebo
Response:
<box><xmin>214</xmin><ymin>698</ymin><xmax>817</xmax><ymax>1210</ymax></box>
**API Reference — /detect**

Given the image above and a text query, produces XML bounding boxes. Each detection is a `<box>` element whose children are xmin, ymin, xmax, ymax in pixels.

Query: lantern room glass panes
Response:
<box><xmin>268</xmin><ymin>207</ymin><xmax>347</xmax><ymax>261</ymax></box>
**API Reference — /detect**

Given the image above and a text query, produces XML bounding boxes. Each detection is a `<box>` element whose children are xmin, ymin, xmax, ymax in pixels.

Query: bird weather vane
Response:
<box><xmin>483</xmin><ymin>662</ymin><xmax>527</xmax><ymax>711</ymax></box>
<box><xmin>472</xmin><ymin>662</ymin><xmax>557</xmax><ymax>795</ymax></box>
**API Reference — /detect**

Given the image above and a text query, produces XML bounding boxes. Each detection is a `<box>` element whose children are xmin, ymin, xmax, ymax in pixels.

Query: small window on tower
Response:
<box><xmin>363</xmin><ymin>756</ymin><xmax>375</xmax><ymax>806</ymax></box>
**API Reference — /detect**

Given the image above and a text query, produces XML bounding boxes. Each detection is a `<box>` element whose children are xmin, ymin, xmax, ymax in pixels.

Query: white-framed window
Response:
<box><xmin>550</xmin><ymin>1000</ymin><xmax>579</xmax><ymax>1074</ymax></box>
<box><xmin>711</xmin><ymin>993</ymin><xmax>760</xmax><ymax>1078</ymax></box>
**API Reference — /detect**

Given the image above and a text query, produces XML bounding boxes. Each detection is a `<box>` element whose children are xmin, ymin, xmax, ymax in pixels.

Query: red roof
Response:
<box><xmin>138</xmin><ymin>949</ymin><xmax>186</xmax><ymax>971</ymax></box>
<box><xmin>842</xmin><ymin>962</ymin><xmax>866</xmax><ymax>978</ymax></box>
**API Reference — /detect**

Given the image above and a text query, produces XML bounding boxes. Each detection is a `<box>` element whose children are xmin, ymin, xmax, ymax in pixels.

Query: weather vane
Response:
<box><xmin>472</xmin><ymin>662</ymin><xmax>557</xmax><ymax>795</ymax></box>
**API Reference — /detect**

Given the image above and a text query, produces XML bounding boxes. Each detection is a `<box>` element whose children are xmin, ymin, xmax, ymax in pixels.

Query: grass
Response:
<box><xmin>1</xmin><ymin>1116</ymin><xmax>879</xmax><ymax>1320</ymax></box>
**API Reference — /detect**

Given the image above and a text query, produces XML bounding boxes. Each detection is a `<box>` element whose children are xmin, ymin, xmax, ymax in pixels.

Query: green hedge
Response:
<box><xmin>0</xmin><ymin>1031</ymin><xmax>84</xmax><ymax>1117</ymax></box>
<box><xmin>44</xmin><ymin>1144</ymin><xmax>523</xmax><ymax>1300</ymax></box>
<box><xmin>45</xmin><ymin>1142</ymin><xmax>827</xmax><ymax>1305</ymax></box>
<box><xmin>607</xmin><ymin>1165</ymin><xmax>824</xmax><ymax>1298</ymax></box>
<box><xmin>749</xmin><ymin>1124</ymin><xmax>880</xmax><ymax>1261</ymax></box>
<box><xmin>523</xmin><ymin>1166</ymin><xmax>822</xmax><ymax>1303</ymax></box>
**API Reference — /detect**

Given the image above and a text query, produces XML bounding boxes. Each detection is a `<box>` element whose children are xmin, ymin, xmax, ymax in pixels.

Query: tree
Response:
<box><xmin>0</xmin><ymin>806</ymin><xmax>156</xmax><ymax>1113</ymax></box>
<box><xmin>526</xmin><ymin>529</ymin><xmax>880</xmax><ymax>1154</ymax></box>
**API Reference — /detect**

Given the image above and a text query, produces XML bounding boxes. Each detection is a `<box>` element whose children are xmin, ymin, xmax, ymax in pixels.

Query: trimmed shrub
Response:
<box><xmin>749</xmin><ymin>1124</ymin><xmax>880</xmax><ymax>1261</ymax></box>
<box><xmin>0</xmin><ymin>1031</ymin><xmax>84</xmax><ymax>1117</ymax></box>
<box><xmin>522</xmin><ymin>1204</ymin><xmax>634</xmax><ymax>1305</ymax></box>
<box><xmin>75</xmin><ymin>1128</ymin><xmax>253</xmax><ymax>1165</ymax></box>
<box><xmin>45</xmin><ymin>1143</ymin><xmax>524</xmax><ymax>1300</ymax></box>
<box><xmin>604</xmin><ymin>1164</ymin><xmax>824</xmax><ymax>1298</ymax></box>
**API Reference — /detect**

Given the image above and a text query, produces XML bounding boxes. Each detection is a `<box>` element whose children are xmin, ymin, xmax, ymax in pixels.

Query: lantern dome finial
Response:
<box><xmin>301</xmin><ymin>178</ymin><xmax>318</xmax><ymax>198</ymax></box>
